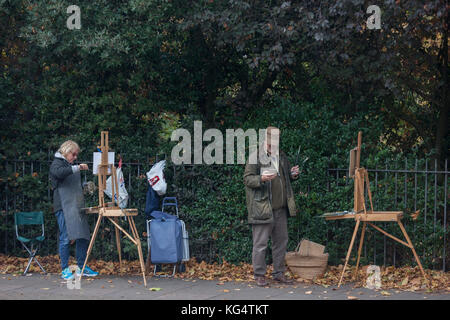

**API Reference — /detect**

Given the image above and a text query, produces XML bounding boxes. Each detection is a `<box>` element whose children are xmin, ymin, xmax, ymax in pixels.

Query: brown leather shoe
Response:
<box><xmin>255</xmin><ymin>276</ymin><xmax>269</xmax><ymax>287</ymax></box>
<box><xmin>273</xmin><ymin>274</ymin><xmax>294</xmax><ymax>284</ymax></box>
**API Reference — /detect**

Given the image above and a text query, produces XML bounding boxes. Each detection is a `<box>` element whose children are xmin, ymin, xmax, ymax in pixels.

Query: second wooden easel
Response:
<box><xmin>81</xmin><ymin>131</ymin><xmax>147</xmax><ymax>286</ymax></box>
<box><xmin>324</xmin><ymin>131</ymin><xmax>427</xmax><ymax>287</ymax></box>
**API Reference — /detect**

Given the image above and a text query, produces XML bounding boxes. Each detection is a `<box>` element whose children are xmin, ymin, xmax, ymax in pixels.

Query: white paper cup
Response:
<box><xmin>262</xmin><ymin>168</ymin><xmax>277</xmax><ymax>176</ymax></box>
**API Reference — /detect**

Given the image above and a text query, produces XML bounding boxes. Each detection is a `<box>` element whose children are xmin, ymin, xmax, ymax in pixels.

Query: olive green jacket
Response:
<box><xmin>243</xmin><ymin>150</ymin><xmax>297</xmax><ymax>224</ymax></box>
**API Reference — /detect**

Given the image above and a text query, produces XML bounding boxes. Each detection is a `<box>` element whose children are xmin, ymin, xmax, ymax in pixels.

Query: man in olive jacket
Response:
<box><xmin>244</xmin><ymin>127</ymin><xmax>299</xmax><ymax>286</ymax></box>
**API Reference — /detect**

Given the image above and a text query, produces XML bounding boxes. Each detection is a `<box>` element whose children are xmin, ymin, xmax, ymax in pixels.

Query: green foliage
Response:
<box><xmin>0</xmin><ymin>95</ymin><xmax>447</xmax><ymax>269</ymax></box>
<box><xmin>0</xmin><ymin>1</ymin><xmax>447</xmax><ymax>269</ymax></box>
<box><xmin>168</xmin><ymin>98</ymin><xmax>448</xmax><ymax>268</ymax></box>
<box><xmin>2</xmin><ymin>1</ymin><xmax>447</xmax><ymax>161</ymax></box>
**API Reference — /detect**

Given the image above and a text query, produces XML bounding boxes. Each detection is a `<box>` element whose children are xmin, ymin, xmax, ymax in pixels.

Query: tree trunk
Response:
<box><xmin>235</xmin><ymin>70</ymin><xmax>278</xmax><ymax>116</ymax></box>
<box><xmin>434</xmin><ymin>24</ymin><xmax>449</xmax><ymax>167</ymax></box>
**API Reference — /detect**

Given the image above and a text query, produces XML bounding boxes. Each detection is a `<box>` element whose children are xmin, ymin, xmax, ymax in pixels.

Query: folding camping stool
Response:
<box><xmin>14</xmin><ymin>211</ymin><xmax>47</xmax><ymax>275</ymax></box>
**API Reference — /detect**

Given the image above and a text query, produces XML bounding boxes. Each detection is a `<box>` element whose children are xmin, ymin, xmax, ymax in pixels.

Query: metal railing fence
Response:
<box><xmin>1</xmin><ymin>157</ymin><xmax>448</xmax><ymax>270</ymax></box>
<box><xmin>326</xmin><ymin>158</ymin><xmax>448</xmax><ymax>271</ymax></box>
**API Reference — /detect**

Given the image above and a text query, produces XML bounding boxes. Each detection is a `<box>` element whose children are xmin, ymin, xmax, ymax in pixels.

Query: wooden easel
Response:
<box><xmin>324</xmin><ymin>131</ymin><xmax>427</xmax><ymax>287</ymax></box>
<box><xmin>81</xmin><ymin>131</ymin><xmax>147</xmax><ymax>286</ymax></box>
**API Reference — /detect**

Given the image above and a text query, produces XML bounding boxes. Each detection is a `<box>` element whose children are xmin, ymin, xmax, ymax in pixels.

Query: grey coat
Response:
<box><xmin>49</xmin><ymin>153</ymin><xmax>90</xmax><ymax>240</ymax></box>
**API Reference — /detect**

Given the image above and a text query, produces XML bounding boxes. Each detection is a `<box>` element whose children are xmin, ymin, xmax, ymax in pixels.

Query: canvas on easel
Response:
<box><xmin>81</xmin><ymin>131</ymin><xmax>147</xmax><ymax>286</ymax></box>
<box><xmin>322</xmin><ymin>131</ymin><xmax>427</xmax><ymax>287</ymax></box>
<box><xmin>92</xmin><ymin>151</ymin><xmax>114</xmax><ymax>175</ymax></box>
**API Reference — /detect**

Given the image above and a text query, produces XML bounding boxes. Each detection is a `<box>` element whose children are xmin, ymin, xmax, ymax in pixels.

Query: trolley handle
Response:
<box><xmin>161</xmin><ymin>197</ymin><xmax>179</xmax><ymax>217</ymax></box>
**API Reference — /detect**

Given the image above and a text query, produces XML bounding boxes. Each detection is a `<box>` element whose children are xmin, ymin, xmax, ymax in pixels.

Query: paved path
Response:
<box><xmin>0</xmin><ymin>273</ymin><xmax>448</xmax><ymax>300</ymax></box>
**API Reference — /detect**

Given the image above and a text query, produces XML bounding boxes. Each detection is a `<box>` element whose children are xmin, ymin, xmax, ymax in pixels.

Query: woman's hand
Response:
<box><xmin>79</xmin><ymin>164</ymin><xmax>89</xmax><ymax>171</ymax></box>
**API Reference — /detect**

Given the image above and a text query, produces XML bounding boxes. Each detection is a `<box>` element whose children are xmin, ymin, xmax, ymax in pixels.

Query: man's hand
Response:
<box><xmin>261</xmin><ymin>173</ymin><xmax>277</xmax><ymax>182</ymax></box>
<box><xmin>79</xmin><ymin>163</ymin><xmax>89</xmax><ymax>171</ymax></box>
<box><xmin>291</xmin><ymin>165</ymin><xmax>299</xmax><ymax>178</ymax></box>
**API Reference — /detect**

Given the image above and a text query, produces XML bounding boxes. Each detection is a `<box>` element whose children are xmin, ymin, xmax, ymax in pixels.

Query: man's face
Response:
<box><xmin>65</xmin><ymin>149</ymin><xmax>79</xmax><ymax>164</ymax></box>
<box><xmin>265</xmin><ymin>130</ymin><xmax>280</xmax><ymax>155</ymax></box>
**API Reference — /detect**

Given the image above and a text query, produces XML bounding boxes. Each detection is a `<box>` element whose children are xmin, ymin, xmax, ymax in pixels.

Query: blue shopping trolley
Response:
<box><xmin>146</xmin><ymin>197</ymin><xmax>189</xmax><ymax>276</ymax></box>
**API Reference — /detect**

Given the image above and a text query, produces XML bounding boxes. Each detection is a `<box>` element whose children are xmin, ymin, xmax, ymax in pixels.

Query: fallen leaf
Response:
<box><xmin>40</xmin><ymin>288</ymin><xmax>50</xmax><ymax>290</ymax></box>
<box><xmin>223</xmin><ymin>289</ymin><xmax>230</xmax><ymax>293</ymax></box>
<box><xmin>347</xmin><ymin>296</ymin><xmax>359</xmax><ymax>300</ymax></box>
<box><xmin>381</xmin><ymin>291</ymin><xmax>391</xmax><ymax>296</ymax></box>
<box><xmin>305</xmin><ymin>291</ymin><xmax>312</xmax><ymax>295</ymax></box>
<box><xmin>149</xmin><ymin>287</ymin><xmax>162</xmax><ymax>291</ymax></box>
<box><xmin>0</xmin><ymin>254</ymin><xmax>447</xmax><ymax>293</ymax></box>
<box><xmin>401</xmin><ymin>277</ymin><xmax>409</xmax><ymax>286</ymax></box>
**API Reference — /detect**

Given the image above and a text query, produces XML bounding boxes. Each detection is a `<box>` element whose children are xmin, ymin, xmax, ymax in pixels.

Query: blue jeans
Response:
<box><xmin>55</xmin><ymin>210</ymin><xmax>88</xmax><ymax>270</ymax></box>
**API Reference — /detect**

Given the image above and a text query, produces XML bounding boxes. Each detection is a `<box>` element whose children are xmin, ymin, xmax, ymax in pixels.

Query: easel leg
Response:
<box><xmin>114</xmin><ymin>218</ymin><xmax>122</xmax><ymax>272</ymax></box>
<box><xmin>397</xmin><ymin>220</ymin><xmax>428</xmax><ymax>284</ymax></box>
<box><xmin>136</xmin><ymin>240</ymin><xmax>147</xmax><ymax>287</ymax></box>
<box><xmin>145</xmin><ymin>249</ymin><xmax>151</xmax><ymax>274</ymax></box>
<box><xmin>80</xmin><ymin>213</ymin><xmax>103</xmax><ymax>280</ymax></box>
<box><xmin>129</xmin><ymin>217</ymin><xmax>147</xmax><ymax>287</ymax></box>
<box><xmin>354</xmin><ymin>222</ymin><xmax>367</xmax><ymax>279</ymax></box>
<box><xmin>338</xmin><ymin>218</ymin><xmax>360</xmax><ymax>287</ymax></box>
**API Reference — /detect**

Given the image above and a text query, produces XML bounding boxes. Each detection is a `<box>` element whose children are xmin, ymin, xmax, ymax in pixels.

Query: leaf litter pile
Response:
<box><xmin>1</xmin><ymin>254</ymin><xmax>448</xmax><ymax>292</ymax></box>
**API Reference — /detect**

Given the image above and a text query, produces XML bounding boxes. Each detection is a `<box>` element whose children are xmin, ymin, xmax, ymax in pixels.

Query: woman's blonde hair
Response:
<box><xmin>58</xmin><ymin>140</ymin><xmax>80</xmax><ymax>157</ymax></box>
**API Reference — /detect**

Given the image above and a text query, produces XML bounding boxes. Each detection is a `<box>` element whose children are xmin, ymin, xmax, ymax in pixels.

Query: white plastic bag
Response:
<box><xmin>104</xmin><ymin>167</ymin><xmax>129</xmax><ymax>209</ymax></box>
<box><xmin>146</xmin><ymin>160</ymin><xmax>167</xmax><ymax>196</ymax></box>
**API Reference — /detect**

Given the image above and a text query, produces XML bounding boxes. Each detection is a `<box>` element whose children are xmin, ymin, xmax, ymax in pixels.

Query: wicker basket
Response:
<box><xmin>285</xmin><ymin>240</ymin><xmax>329</xmax><ymax>280</ymax></box>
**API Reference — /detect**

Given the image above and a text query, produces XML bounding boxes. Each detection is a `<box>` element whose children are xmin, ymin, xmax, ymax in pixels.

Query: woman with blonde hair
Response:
<box><xmin>49</xmin><ymin>140</ymin><xmax>98</xmax><ymax>280</ymax></box>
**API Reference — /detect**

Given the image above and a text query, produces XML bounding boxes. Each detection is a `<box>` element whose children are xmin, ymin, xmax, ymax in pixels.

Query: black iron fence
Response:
<box><xmin>1</xmin><ymin>157</ymin><xmax>448</xmax><ymax>270</ymax></box>
<box><xmin>326</xmin><ymin>159</ymin><xmax>448</xmax><ymax>271</ymax></box>
<box><xmin>0</xmin><ymin>156</ymin><xmax>219</xmax><ymax>263</ymax></box>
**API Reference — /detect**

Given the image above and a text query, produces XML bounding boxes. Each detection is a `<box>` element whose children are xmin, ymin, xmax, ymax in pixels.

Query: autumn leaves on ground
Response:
<box><xmin>1</xmin><ymin>254</ymin><xmax>448</xmax><ymax>293</ymax></box>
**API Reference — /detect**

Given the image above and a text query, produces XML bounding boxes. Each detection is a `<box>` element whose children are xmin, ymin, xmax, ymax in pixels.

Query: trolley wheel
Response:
<box><xmin>178</xmin><ymin>263</ymin><xmax>186</xmax><ymax>273</ymax></box>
